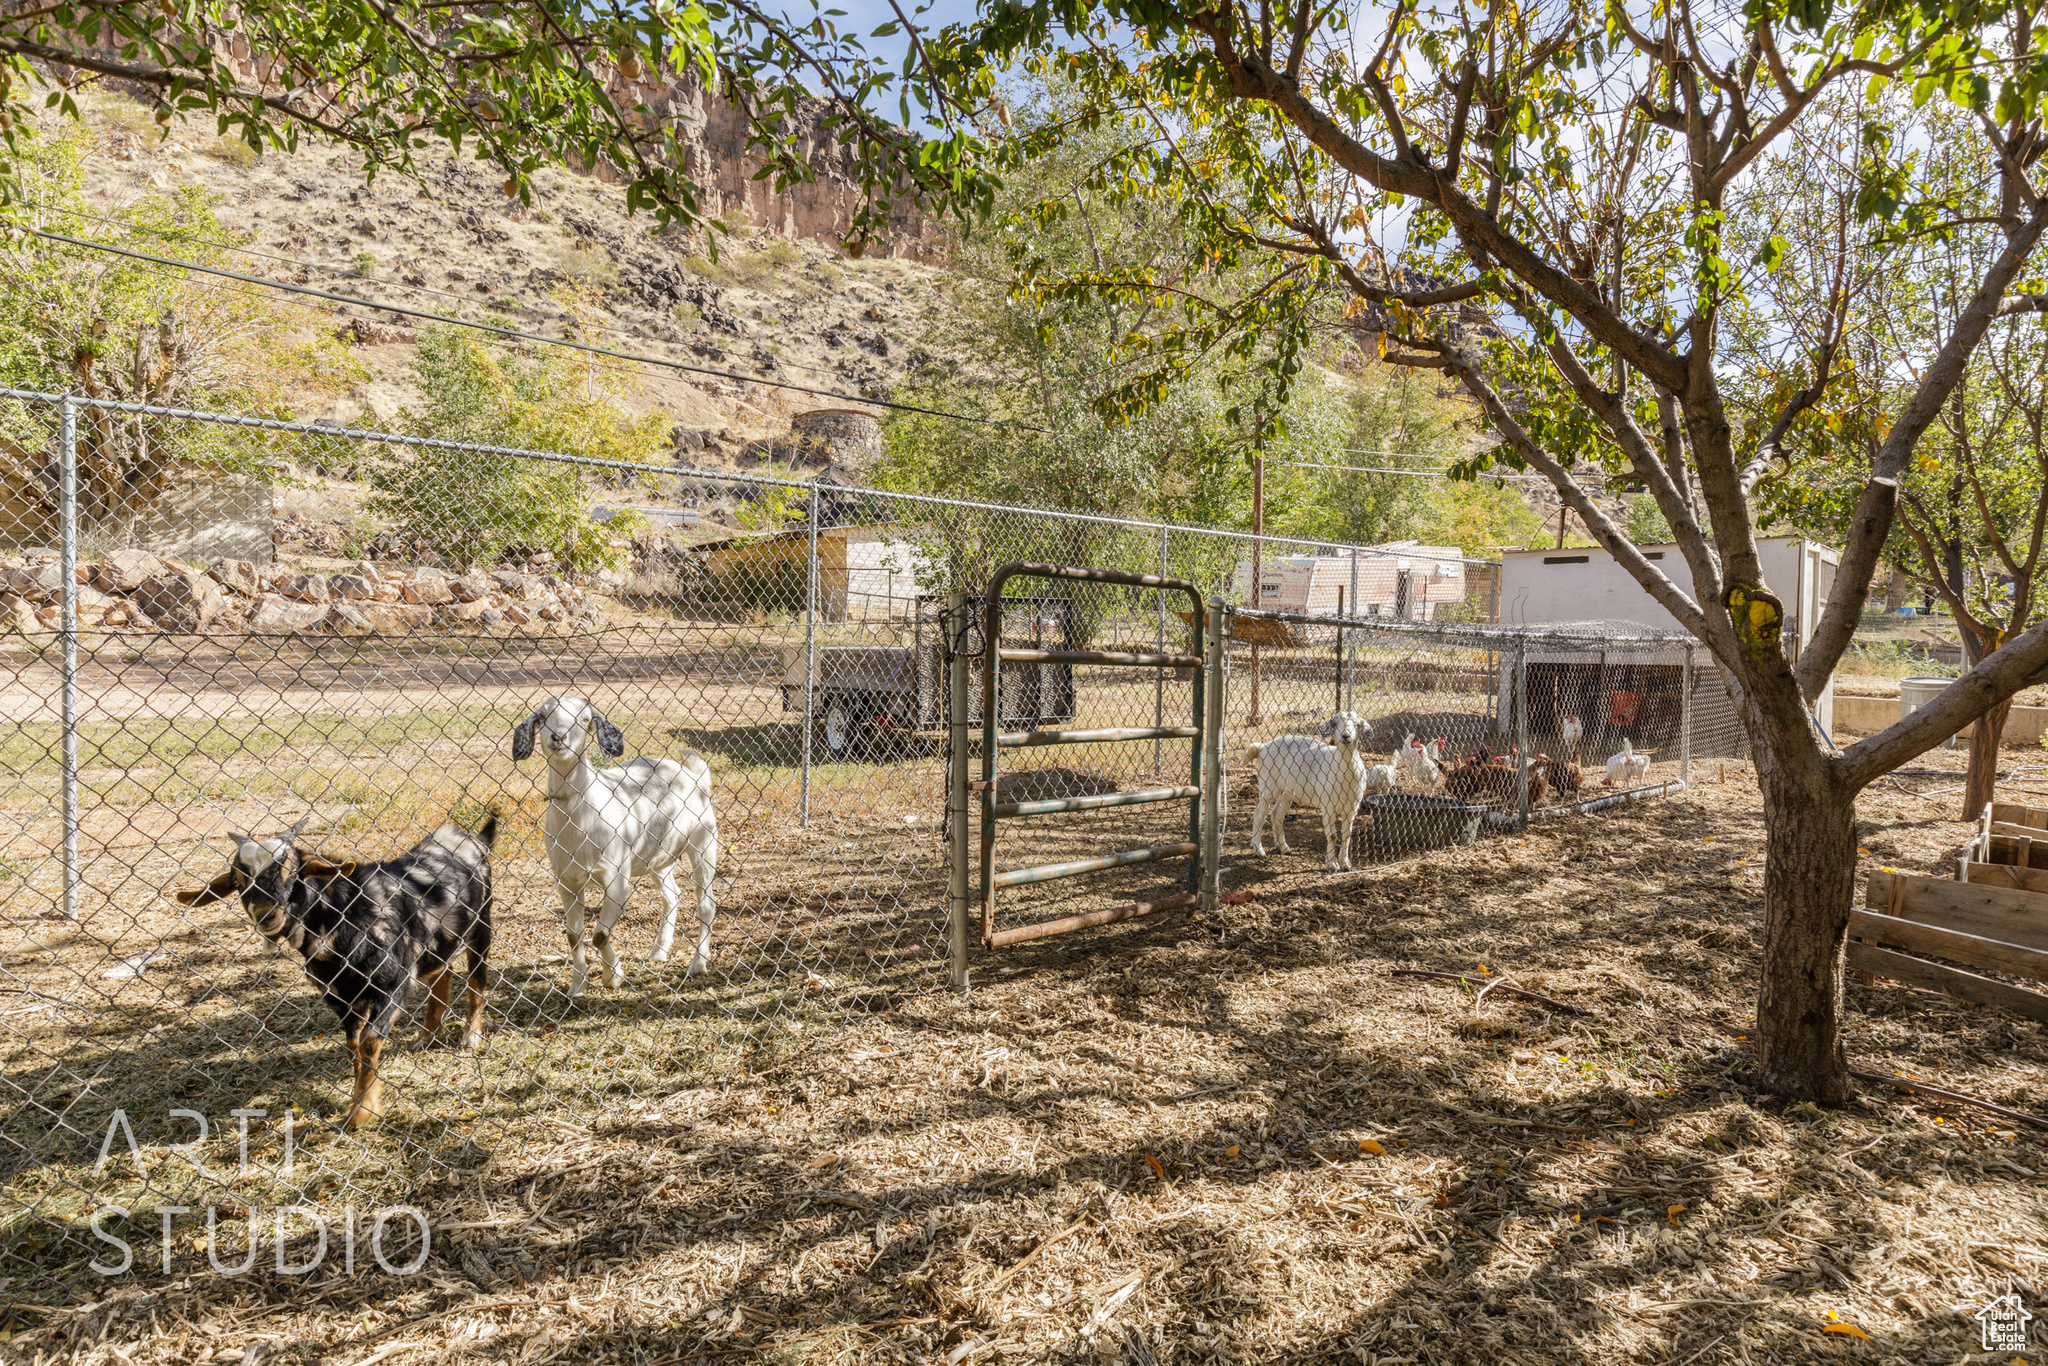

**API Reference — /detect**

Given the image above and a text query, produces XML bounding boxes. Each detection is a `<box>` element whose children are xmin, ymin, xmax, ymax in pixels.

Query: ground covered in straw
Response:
<box><xmin>10</xmin><ymin>755</ymin><xmax>2048</xmax><ymax>1366</ymax></box>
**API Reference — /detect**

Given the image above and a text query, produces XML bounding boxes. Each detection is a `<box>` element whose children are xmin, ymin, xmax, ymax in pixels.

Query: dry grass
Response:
<box><xmin>5</xmin><ymin>752</ymin><xmax>2046</xmax><ymax>1364</ymax></box>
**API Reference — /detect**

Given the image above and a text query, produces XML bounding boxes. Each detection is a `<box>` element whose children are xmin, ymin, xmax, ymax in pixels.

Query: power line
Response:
<box><xmin>28</xmin><ymin>200</ymin><xmax>874</xmax><ymax>389</ymax></box>
<box><xmin>24</xmin><ymin>227</ymin><xmax>1045</xmax><ymax>432</ymax></box>
<box><xmin>1281</xmin><ymin>458</ymin><xmax>1615</xmax><ymax>483</ymax></box>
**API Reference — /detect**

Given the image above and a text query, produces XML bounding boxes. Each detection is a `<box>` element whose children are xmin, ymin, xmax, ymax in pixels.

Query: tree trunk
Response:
<box><xmin>1755</xmin><ymin>757</ymin><xmax>1859</xmax><ymax>1105</ymax></box>
<box><xmin>1963</xmin><ymin>697</ymin><xmax>2012</xmax><ymax>822</ymax></box>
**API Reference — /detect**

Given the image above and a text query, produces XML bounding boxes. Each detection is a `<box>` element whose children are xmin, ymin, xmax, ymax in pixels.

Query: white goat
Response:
<box><xmin>514</xmin><ymin>696</ymin><xmax>719</xmax><ymax>995</ymax></box>
<box><xmin>1246</xmin><ymin>711</ymin><xmax>1373</xmax><ymax>872</ymax></box>
<box><xmin>1392</xmin><ymin>732</ymin><xmax>1445</xmax><ymax>794</ymax></box>
<box><xmin>1604</xmin><ymin>737</ymin><xmax>1652</xmax><ymax>787</ymax></box>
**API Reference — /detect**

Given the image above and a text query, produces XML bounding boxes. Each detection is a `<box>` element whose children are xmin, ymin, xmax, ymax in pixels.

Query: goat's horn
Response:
<box><xmin>282</xmin><ymin>815</ymin><xmax>314</xmax><ymax>841</ymax></box>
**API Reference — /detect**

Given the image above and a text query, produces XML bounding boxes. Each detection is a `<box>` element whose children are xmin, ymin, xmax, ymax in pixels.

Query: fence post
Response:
<box><xmin>799</xmin><ymin>482</ymin><xmax>819</xmax><ymax>827</ymax></box>
<box><xmin>1681</xmin><ymin>642</ymin><xmax>1694</xmax><ymax>785</ymax></box>
<box><xmin>59</xmin><ymin>395</ymin><xmax>78</xmax><ymax>922</ymax></box>
<box><xmin>1155</xmin><ymin>523</ymin><xmax>1167</xmax><ymax>775</ymax></box>
<box><xmin>946</xmin><ymin>591</ymin><xmax>971</xmax><ymax>992</ymax></box>
<box><xmin>1513</xmin><ymin>637</ymin><xmax>1530</xmax><ymax>830</ymax></box>
<box><xmin>1201</xmin><ymin>600</ymin><xmax>1227</xmax><ymax>915</ymax></box>
<box><xmin>1346</xmin><ymin>551</ymin><xmax>1359</xmax><ymax>712</ymax></box>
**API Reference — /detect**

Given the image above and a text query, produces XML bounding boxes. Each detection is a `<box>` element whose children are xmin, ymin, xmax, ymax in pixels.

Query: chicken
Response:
<box><xmin>1393</xmin><ymin>733</ymin><xmax>1445</xmax><ymax>794</ymax></box>
<box><xmin>1604</xmin><ymin>738</ymin><xmax>1651</xmax><ymax>786</ymax></box>
<box><xmin>1444</xmin><ymin>746</ymin><xmax>1492</xmax><ymax>801</ymax></box>
<box><xmin>1545</xmin><ymin>754</ymin><xmax>1584</xmax><ymax>798</ymax></box>
<box><xmin>1560</xmin><ymin>714</ymin><xmax>1583</xmax><ymax>759</ymax></box>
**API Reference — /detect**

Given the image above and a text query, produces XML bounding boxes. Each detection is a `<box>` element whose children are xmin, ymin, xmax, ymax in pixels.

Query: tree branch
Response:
<box><xmin>1187</xmin><ymin>17</ymin><xmax>1690</xmax><ymax>394</ymax></box>
<box><xmin>1797</xmin><ymin>197</ymin><xmax>2048</xmax><ymax>699</ymax></box>
<box><xmin>1839</xmin><ymin>614</ymin><xmax>2048</xmax><ymax>787</ymax></box>
<box><xmin>1426</xmin><ymin>338</ymin><xmax>1718</xmax><ymax>643</ymax></box>
<box><xmin>0</xmin><ymin>36</ymin><xmax>358</xmax><ymax>140</ymax></box>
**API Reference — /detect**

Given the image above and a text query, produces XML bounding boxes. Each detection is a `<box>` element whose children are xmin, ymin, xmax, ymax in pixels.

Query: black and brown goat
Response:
<box><xmin>177</xmin><ymin>812</ymin><xmax>497</xmax><ymax>1130</ymax></box>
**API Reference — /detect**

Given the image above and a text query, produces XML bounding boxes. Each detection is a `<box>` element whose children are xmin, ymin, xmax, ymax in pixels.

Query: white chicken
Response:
<box><xmin>1604</xmin><ymin>738</ymin><xmax>1651</xmax><ymax>787</ymax></box>
<box><xmin>1560</xmin><ymin>714</ymin><xmax>1583</xmax><ymax>759</ymax></box>
<box><xmin>1392</xmin><ymin>733</ymin><xmax>1444</xmax><ymax>794</ymax></box>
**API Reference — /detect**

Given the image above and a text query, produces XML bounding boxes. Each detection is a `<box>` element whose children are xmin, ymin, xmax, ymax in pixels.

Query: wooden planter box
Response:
<box><xmin>1848</xmin><ymin>870</ymin><xmax>2048</xmax><ymax>1021</ymax></box>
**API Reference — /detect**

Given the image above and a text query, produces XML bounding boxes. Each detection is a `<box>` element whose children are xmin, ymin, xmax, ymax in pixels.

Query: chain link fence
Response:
<box><xmin>1211</xmin><ymin>599</ymin><xmax>1699</xmax><ymax>875</ymax></box>
<box><xmin>0</xmin><ymin>389</ymin><xmax>1704</xmax><ymax>1300</ymax></box>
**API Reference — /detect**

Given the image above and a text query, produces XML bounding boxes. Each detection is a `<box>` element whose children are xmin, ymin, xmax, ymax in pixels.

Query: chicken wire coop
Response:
<box><xmin>0</xmin><ymin>390</ymin><xmax>1697</xmax><ymax>1299</ymax></box>
<box><xmin>1214</xmin><ymin>597</ymin><xmax>1696</xmax><ymax>872</ymax></box>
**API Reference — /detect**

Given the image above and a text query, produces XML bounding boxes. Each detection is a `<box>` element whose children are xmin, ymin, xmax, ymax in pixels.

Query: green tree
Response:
<box><xmin>1732</xmin><ymin>98</ymin><xmax>2048</xmax><ymax>818</ymax></box>
<box><xmin>877</xmin><ymin>81</ymin><xmax>1350</xmax><ymax>543</ymax></box>
<box><xmin>371</xmin><ymin>327</ymin><xmax>658</xmax><ymax>570</ymax></box>
<box><xmin>0</xmin><ymin>121</ymin><xmax>359</xmax><ymax>545</ymax></box>
<box><xmin>915</xmin><ymin>0</ymin><xmax>2048</xmax><ymax>1103</ymax></box>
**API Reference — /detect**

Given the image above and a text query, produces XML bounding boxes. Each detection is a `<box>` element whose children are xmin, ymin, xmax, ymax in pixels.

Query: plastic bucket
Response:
<box><xmin>1365</xmin><ymin>793</ymin><xmax>1489</xmax><ymax>857</ymax></box>
<box><xmin>1899</xmin><ymin>676</ymin><xmax>1958</xmax><ymax>748</ymax></box>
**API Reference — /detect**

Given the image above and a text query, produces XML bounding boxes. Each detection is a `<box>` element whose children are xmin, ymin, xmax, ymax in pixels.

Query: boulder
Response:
<box><xmin>350</xmin><ymin>560</ymin><xmax>382</xmax><ymax>582</ymax></box>
<box><xmin>134</xmin><ymin>571</ymin><xmax>225</xmax><ymax>632</ymax></box>
<box><xmin>491</xmin><ymin>570</ymin><xmax>546</xmax><ymax>600</ymax></box>
<box><xmin>2</xmin><ymin>592</ymin><xmax>44</xmax><ymax>636</ymax></box>
<box><xmin>328</xmin><ymin>574</ymin><xmax>378</xmax><ymax>601</ymax></box>
<box><xmin>325</xmin><ymin>602</ymin><xmax>373</xmax><ymax>633</ymax></box>
<box><xmin>94</xmin><ymin>549</ymin><xmax>166</xmax><ymax>594</ymax></box>
<box><xmin>248</xmin><ymin>594</ymin><xmax>328</xmax><ymax>632</ymax></box>
<box><xmin>478</xmin><ymin>608</ymin><xmax>505</xmax><ymax>627</ymax></box>
<box><xmin>500</xmin><ymin>604</ymin><xmax>533</xmax><ymax>625</ymax></box>
<box><xmin>6</xmin><ymin>562</ymin><xmax>67</xmax><ymax>599</ymax></box>
<box><xmin>357</xmin><ymin>602</ymin><xmax>433</xmax><ymax>632</ymax></box>
<box><xmin>450</xmin><ymin>573</ymin><xmax>494</xmax><ymax>603</ymax></box>
<box><xmin>441</xmin><ymin>599</ymin><xmax>497</xmax><ymax>623</ymax></box>
<box><xmin>278</xmin><ymin>573</ymin><xmax>331</xmax><ymax>604</ymax></box>
<box><xmin>402</xmin><ymin>573</ymin><xmax>454</xmax><ymax>606</ymax></box>
<box><xmin>207</xmin><ymin>559</ymin><xmax>262</xmax><ymax>598</ymax></box>
<box><xmin>73</xmin><ymin>586</ymin><xmax>112</xmax><ymax>621</ymax></box>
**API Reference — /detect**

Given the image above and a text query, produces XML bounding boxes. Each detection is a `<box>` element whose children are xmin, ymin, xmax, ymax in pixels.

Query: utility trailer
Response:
<box><xmin>780</xmin><ymin>595</ymin><xmax>1077</xmax><ymax>755</ymax></box>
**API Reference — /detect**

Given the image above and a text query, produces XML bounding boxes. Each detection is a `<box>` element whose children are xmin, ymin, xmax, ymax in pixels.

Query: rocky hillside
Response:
<box><xmin>75</xmin><ymin>88</ymin><xmax>958</xmax><ymax>468</ymax></box>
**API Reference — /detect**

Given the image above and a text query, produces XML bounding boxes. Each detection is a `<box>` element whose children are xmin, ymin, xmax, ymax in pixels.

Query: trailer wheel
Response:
<box><xmin>822</xmin><ymin>697</ymin><xmax>856</xmax><ymax>756</ymax></box>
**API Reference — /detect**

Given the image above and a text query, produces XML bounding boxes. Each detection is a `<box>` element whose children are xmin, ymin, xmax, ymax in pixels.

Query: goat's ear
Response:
<box><xmin>176</xmin><ymin>869</ymin><xmax>242</xmax><ymax>907</ymax></box>
<box><xmin>298</xmin><ymin>858</ymin><xmax>358</xmax><ymax>879</ymax></box>
<box><xmin>593</xmin><ymin>712</ymin><xmax>625</xmax><ymax>757</ymax></box>
<box><xmin>512</xmin><ymin>710</ymin><xmax>540</xmax><ymax>761</ymax></box>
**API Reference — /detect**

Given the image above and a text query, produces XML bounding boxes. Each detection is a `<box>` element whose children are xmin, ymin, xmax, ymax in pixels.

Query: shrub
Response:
<box><xmin>205</xmin><ymin>136</ymin><xmax>258</xmax><ymax>167</ymax></box>
<box><xmin>685</xmin><ymin>237</ymin><xmax>803</xmax><ymax>291</ymax></box>
<box><xmin>351</xmin><ymin>251</ymin><xmax>377</xmax><ymax>278</ymax></box>
<box><xmin>370</xmin><ymin>327</ymin><xmax>667</xmax><ymax>571</ymax></box>
<box><xmin>552</xmin><ymin>240</ymin><xmax>619</xmax><ymax>288</ymax></box>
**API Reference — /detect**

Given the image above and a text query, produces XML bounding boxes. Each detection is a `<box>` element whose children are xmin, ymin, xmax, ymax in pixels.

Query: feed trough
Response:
<box><xmin>1365</xmin><ymin>793</ymin><xmax>1489</xmax><ymax>856</ymax></box>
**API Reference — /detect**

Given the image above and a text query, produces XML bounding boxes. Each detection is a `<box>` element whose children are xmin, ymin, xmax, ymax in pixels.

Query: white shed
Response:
<box><xmin>1495</xmin><ymin>535</ymin><xmax>1842</xmax><ymax>751</ymax></box>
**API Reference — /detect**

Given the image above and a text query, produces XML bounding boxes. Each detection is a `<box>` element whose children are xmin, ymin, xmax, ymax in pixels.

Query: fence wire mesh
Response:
<box><xmin>0</xmin><ymin>389</ymin><xmax>1524</xmax><ymax>1296</ymax></box>
<box><xmin>1213</xmin><ymin>582</ymin><xmax>1702</xmax><ymax>875</ymax></box>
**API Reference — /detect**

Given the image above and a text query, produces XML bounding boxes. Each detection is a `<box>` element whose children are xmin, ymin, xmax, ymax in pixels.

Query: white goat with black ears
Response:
<box><xmin>1246</xmin><ymin>711</ymin><xmax>1374</xmax><ymax>872</ymax></box>
<box><xmin>514</xmin><ymin>696</ymin><xmax>719</xmax><ymax>995</ymax></box>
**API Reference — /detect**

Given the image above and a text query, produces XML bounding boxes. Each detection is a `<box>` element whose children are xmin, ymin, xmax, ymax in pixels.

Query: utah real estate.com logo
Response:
<box><xmin>1975</xmin><ymin>1291</ymin><xmax>2033</xmax><ymax>1353</ymax></box>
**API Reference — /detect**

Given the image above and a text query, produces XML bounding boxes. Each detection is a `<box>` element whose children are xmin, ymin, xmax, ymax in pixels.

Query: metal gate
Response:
<box><xmin>960</xmin><ymin>564</ymin><xmax>1209</xmax><ymax>949</ymax></box>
